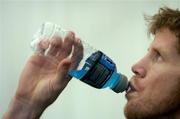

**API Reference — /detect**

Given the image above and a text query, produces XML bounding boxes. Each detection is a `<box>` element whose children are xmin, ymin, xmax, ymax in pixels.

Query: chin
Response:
<box><xmin>124</xmin><ymin>94</ymin><xmax>180</xmax><ymax>119</ymax></box>
<box><xmin>124</xmin><ymin>99</ymin><xmax>143</xmax><ymax>119</ymax></box>
<box><xmin>124</xmin><ymin>96</ymin><xmax>158</xmax><ymax>119</ymax></box>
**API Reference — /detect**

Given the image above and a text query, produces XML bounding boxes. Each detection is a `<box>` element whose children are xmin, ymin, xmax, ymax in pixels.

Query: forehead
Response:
<box><xmin>151</xmin><ymin>28</ymin><xmax>178</xmax><ymax>53</ymax></box>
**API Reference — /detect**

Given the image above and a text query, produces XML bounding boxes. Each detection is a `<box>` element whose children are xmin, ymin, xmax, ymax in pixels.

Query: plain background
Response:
<box><xmin>0</xmin><ymin>0</ymin><xmax>179</xmax><ymax>119</ymax></box>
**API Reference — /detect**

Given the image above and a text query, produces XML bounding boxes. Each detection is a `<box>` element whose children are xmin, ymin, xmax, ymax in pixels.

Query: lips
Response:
<box><xmin>126</xmin><ymin>82</ymin><xmax>137</xmax><ymax>94</ymax></box>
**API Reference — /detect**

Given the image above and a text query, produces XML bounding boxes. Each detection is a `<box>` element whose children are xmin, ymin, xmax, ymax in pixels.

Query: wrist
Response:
<box><xmin>3</xmin><ymin>96</ymin><xmax>46</xmax><ymax>119</ymax></box>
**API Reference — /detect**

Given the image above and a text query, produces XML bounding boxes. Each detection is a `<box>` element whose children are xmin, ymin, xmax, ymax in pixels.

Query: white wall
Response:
<box><xmin>0</xmin><ymin>0</ymin><xmax>179</xmax><ymax>119</ymax></box>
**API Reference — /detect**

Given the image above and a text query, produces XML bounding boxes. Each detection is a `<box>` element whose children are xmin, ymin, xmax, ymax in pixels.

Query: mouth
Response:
<box><xmin>126</xmin><ymin>82</ymin><xmax>137</xmax><ymax>94</ymax></box>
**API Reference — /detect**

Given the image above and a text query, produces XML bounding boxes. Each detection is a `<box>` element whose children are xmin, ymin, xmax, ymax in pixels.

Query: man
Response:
<box><xmin>124</xmin><ymin>7</ymin><xmax>180</xmax><ymax>119</ymax></box>
<box><xmin>3</xmin><ymin>7</ymin><xmax>180</xmax><ymax>119</ymax></box>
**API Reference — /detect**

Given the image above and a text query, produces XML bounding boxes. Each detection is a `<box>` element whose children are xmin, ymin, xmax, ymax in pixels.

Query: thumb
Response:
<box><xmin>51</xmin><ymin>58</ymin><xmax>72</xmax><ymax>91</ymax></box>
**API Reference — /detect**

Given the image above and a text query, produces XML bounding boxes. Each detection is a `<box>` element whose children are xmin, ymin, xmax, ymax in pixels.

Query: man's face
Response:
<box><xmin>124</xmin><ymin>28</ymin><xmax>180</xmax><ymax>119</ymax></box>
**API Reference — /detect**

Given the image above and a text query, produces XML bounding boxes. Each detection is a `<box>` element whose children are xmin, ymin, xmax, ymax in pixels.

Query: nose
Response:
<box><xmin>131</xmin><ymin>60</ymin><xmax>146</xmax><ymax>78</ymax></box>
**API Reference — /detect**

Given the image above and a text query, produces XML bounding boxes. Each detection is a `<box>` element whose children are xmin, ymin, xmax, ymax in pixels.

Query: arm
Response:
<box><xmin>3</xmin><ymin>32</ymin><xmax>83</xmax><ymax>119</ymax></box>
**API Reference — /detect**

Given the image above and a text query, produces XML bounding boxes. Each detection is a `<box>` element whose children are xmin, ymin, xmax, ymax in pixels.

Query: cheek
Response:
<box><xmin>141</xmin><ymin>68</ymin><xmax>180</xmax><ymax>101</ymax></box>
<box><xmin>141</xmin><ymin>66</ymin><xmax>167</xmax><ymax>89</ymax></box>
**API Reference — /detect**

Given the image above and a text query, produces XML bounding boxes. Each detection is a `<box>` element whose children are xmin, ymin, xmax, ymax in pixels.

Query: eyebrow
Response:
<box><xmin>148</xmin><ymin>45</ymin><xmax>166</xmax><ymax>57</ymax></box>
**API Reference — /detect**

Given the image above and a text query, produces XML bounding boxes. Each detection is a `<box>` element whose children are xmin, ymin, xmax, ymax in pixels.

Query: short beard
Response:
<box><xmin>124</xmin><ymin>90</ymin><xmax>180</xmax><ymax>119</ymax></box>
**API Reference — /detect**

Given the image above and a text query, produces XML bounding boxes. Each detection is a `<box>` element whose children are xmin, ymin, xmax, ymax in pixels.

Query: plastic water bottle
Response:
<box><xmin>31</xmin><ymin>22</ymin><xmax>128</xmax><ymax>93</ymax></box>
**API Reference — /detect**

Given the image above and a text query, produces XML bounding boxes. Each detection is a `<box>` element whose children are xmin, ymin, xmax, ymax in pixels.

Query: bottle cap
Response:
<box><xmin>112</xmin><ymin>74</ymin><xmax>128</xmax><ymax>93</ymax></box>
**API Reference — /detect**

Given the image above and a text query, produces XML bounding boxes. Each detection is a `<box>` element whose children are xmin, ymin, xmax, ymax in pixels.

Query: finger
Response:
<box><xmin>46</xmin><ymin>36</ymin><xmax>63</xmax><ymax>56</ymax></box>
<box><xmin>57</xmin><ymin>31</ymin><xmax>75</xmax><ymax>60</ymax></box>
<box><xmin>35</xmin><ymin>38</ymin><xmax>50</xmax><ymax>55</ymax></box>
<box><xmin>51</xmin><ymin>58</ymin><xmax>72</xmax><ymax>91</ymax></box>
<box><xmin>70</xmin><ymin>37</ymin><xmax>84</xmax><ymax>70</ymax></box>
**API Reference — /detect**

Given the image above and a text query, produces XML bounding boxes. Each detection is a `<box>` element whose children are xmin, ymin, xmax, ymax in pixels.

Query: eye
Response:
<box><xmin>154</xmin><ymin>50</ymin><xmax>163</xmax><ymax>62</ymax></box>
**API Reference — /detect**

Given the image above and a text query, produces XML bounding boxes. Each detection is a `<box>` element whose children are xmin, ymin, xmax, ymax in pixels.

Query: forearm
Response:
<box><xmin>3</xmin><ymin>96</ymin><xmax>45</xmax><ymax>119</ymax></box>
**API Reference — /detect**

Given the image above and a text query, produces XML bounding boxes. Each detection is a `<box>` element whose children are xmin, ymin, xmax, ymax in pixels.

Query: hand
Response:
<box><xmin>4</xmin><ymin>31</ymin><xmax>83</xmax><ymax>119</ymax></box>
